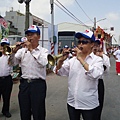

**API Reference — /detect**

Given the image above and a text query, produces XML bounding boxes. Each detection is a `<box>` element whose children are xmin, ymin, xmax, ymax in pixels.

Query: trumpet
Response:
<box><xmin>0</xmin><ymin>45</ymin><xmax>16</xmax><ymax>57</ymax></box>
<box><xmin>4</xmin><ymin>45</ymin><xmax>12</xmax><ymax>55</ymax></box>
<box><xmin>47</xmin><ymin>54</ymin><xmax>63</xmax><ymax>66</ymax></box>
<box><xmin>47</xmin><ymin>49</ymin><xmax>75</xmax><ymax>66</ymax></box>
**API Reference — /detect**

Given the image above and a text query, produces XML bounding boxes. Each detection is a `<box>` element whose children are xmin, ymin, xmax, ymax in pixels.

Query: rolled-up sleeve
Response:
<box><xmin>85</xmin><ymin>57</ymin><xmax>104</xmax><ymax>80</ymax></box>
<box><xmin>15</xmin><ymin>49</ymin><xmax>23</xmax><ymax>60</ymax></box>
<box><xmin>53</xmin><ymin>60</ymin><xmax>70</xmax><ymax>76</ymax></box>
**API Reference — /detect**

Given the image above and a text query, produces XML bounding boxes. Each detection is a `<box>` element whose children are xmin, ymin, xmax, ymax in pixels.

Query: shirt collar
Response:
<box><xmin>86</xmin><ymin>52</ymin><xmax>94</xmax><ymax>59</ymax></box>
<box><xmin>35</xmin><ymin>45</ymin><xmax>41</xmax><ymax>51</ymax></box>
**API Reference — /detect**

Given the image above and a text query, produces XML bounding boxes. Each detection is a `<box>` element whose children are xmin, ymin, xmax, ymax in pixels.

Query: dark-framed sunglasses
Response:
<box><xmin>78</xmin><ymin>40</ymin><xmax>91</xmax><ymax>45</ymax></box>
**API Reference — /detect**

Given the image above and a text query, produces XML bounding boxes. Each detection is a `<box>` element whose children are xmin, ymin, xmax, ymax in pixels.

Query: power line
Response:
<box><xmin>55</xmin><ymin>0</ymin><xmax>90</xmax><ymax>29</ymax></box>
<box><xmin>55</xmin><ymin>0</ymin><xmax>83</xmax><ymax>24</ymax></box>
<box><xmin>74</xmin><ymin>0</ymin><xmax>93</xmax><ymax>23</ymax></box>
<box><xmin>54</xmin><ymin>2</ymin><xmax>84</xmax><ymax>25</ymax></box>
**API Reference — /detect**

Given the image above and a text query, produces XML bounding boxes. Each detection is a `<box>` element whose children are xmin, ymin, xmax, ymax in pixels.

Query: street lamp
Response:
<box><xmin>18</xmin><ymin>0</ymin><xmax>31</xmax><ymax>31</ymax></box>
<box><xmin>94</xmin><ymin>17</ymin><xmax>106</xmax><ymax>30</ymax></box>
<box><xmin>97</xmin><ymin>18</ymin><xmax>106</xmax><ymax>23</ymax></box>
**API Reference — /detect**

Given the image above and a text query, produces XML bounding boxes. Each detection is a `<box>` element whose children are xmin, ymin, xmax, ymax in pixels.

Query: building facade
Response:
<box><xmin>4</xmin><ymin>10</ymin><xmax>50</xmax><ymax>36</ymax></box>
<box><xmin>58</xmin><ymin>22</ymin><xmax>92</xmax><ymax>49</ymax></box>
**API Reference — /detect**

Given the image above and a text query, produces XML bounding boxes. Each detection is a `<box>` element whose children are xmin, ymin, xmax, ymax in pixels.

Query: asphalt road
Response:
<box><xmin>101</xmin><ymin>56</ymin><xmax>120</xmax><ymax>120</ymax></box>
<box><xmin>0</xmin><ymin>56</ymin><xmax>120</xmax><ymax>120</ymax></box>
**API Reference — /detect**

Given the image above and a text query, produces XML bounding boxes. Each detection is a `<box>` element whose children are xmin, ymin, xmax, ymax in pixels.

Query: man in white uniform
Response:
<box><xmin>93</xmin><ymin>40</ymin><xmax>110</xmax><ymax>120</ymax></box>
<box><xmin>9</xmin><ymin>25</ymin><xmax>48</xmax><ymax>120</ymax></box>
<box><xmin>0</xmin><ymin>38</ymin><xmax>13</xmax><ymax>118</ymax></box>
<box><xmin>54</xmin><ymin>30</ymin><xmax>104</xmax><ymax>120</ymax></box>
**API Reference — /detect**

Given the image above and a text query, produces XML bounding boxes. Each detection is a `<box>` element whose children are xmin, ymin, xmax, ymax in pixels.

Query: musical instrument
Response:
<box><xmin>4</xmin><ymin>45</ymin><xmax>12</xmax><ymax>55</ymax></box>
<box><xmin>47</xmin><ymin>54</ymin><xmax>63</xmax><ymax>66</ymax></box>
<box><xmin>0</xmin><ymin>45</ymin><xmax>17</xmax><ymax>57</ymax></box>
<box><xmin>0</xmin><ymin>44</ymin><xmax>20</xmax><ymax>83</ymax></box>
<box><xmin>47</xmin><ymin>49</ymin><xmax>75</xmax><ymax>66</ymax></box>
<box><xmin>0</xmin><ymin>45</ymin><xmax>12</xmax><ymax>57</ymax></box>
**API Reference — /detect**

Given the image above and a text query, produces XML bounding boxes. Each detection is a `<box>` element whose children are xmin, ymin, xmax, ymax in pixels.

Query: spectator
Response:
<box><xmin>113</xmin><ymin>46</ymin><xmax>120</xmax><ymax>75</ymax></box>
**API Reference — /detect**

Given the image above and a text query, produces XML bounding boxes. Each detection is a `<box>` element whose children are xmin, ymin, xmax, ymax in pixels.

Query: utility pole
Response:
<box><xmin>50</xmin><ymin>0</ymin><xmax>54</xmax><ymax>43</ymax></box>
<box><xmin>42</xmin><ymin>23</ymin><xmax>44</xmax><ymax>47</ymax></box>
<box><xmin>94</xmin><ymin>17</ymin><xmax>96</xmax><ymax>30</ymax></box>
<box><xmin>94</xmin><ymin>17</ymin><xmax>106</xmax><ymax>31</ymax></box>
<box><xmin>50</xmin><ymin>0</ymin><xmax>57</xmax><ymax>55</ymax></box>
<box><xmin>18</xmin><ymin>0</ymin><xmax>31</xmax><ymax>31</ymax></box>
<box><xmin>25</xmin><ymin>0</ymin><xmax>31</xmax><ymax>31</ymax></box>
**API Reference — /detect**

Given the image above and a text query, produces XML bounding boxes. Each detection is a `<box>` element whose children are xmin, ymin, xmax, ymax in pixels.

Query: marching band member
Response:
<box><xmin>63</xmin><ymin>45</ymin><xmax>73</xmax><ymax>60</ymax></box>
<box><xmin>113</xmin><ymin>46</ymin><xmax>120</xmax><ymax>75</ymax></box>
<box><xmin>54</xmin><ymin>30</ymin><xmax>104</xmax><ymax>120</ymax></box>
<box><xmin>93</xmin><ymin>40</ymin><xmax>110</xmax><ymax>120</ymax></box>
<box><xmin>0</xmin><ymin>38</ymin><xmax>13</xmax><ymax>118</ymax></box>
<box><xmin>9</xmin><ymin>25</ymin><xmax>48</xmax><ymax>120</ymax></box>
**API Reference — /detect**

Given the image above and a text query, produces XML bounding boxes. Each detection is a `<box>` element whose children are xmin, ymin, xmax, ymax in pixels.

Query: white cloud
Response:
<box><xmin>0</xmin><ymin>0</ymin><xmax>74</xmax><ymax>22</ymax></box>
<box><xmin>106</xmin><ymin>12</ymin><xmax>120</xmax><ymax>21</ymax></box>
<box><xmin>30</xmin><ymin>0</ymin><xmax>74</xmax><ymax>21</ymax></box>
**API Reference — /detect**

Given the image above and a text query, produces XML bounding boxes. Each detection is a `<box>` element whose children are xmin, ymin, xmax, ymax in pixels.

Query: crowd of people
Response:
<box><xmin>0</xmin><ymin>25</ymin><xmax>119</xmax><ymax>120</ymax></box>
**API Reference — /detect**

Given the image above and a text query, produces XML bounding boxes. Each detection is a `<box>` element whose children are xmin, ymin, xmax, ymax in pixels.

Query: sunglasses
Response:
<box><xmin>78</xmin><ymin>40</ymin><xmax>91</xmax><ymax>45</ymax></box>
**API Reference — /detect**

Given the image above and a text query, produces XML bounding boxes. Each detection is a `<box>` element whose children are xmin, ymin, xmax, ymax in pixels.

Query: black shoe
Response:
<box><xmin>2</xmin><ymin>112</ymin><xmax>12</xmax><ymax>118</ymax></box>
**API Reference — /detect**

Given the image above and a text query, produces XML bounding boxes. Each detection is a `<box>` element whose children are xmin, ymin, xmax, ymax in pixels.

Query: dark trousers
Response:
<box><xmin>97</xmin><ymin>79</ymin><xmax>104</xmax><ymax>120</ymax></box>
<box><xmin>0</xmin><ymin>75</ymin><xmax>13</xmax><ymax>113</ymax></box>
<box><xmin>67</xmin><ymin>104</ymin><xmax>99</xmax><ymax>120</ymax></box>
<box><xmin>18</xmin><ymin>78</ymin><xmax>47</xmax><ymax>120</ymax></box>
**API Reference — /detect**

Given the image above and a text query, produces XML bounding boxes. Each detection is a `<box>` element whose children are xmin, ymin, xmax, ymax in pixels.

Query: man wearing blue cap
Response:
<box><xmin>0</xmin><ymin>38</ymin><xmax>13</xmax><ymax>118</ymax></box>
<box><xmin>93</xmin><ymin>39</ymin><xmax>110</xmax><ymax>120</ymax></box>
<box><xmin>63</xmin><ymin>45</ymin><xmax>73</xmax><ymax>60</ymax></box>
<box><xmin>9</xmin><ymin>25</ymin><xmax>48</xmax><ymax>120</ymax></box>
<box><xmin>54</xmin><ymin>30</ymin><xmax>104</xmax><ymax>120</ymax></box>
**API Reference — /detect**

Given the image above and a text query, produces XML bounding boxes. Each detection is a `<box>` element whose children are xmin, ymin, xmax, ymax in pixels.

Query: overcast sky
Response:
<box><xmin>0</xmin><ymin>0</ymin><xmax>120</xmax><ymax>44</ymax></box>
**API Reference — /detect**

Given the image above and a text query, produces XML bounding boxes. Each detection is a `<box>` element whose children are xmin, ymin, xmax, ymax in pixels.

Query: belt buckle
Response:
<box><xmin>27</xmin><ymin>79</ymin><xmax>32</xmax><ymax>83</ymax></box>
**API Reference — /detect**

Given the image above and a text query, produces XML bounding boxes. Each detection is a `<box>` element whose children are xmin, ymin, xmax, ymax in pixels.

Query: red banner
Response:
<box><xmin>0</xmin><ymin>15</ymin><xmax>8</xmax><ymax>28</ymax></box>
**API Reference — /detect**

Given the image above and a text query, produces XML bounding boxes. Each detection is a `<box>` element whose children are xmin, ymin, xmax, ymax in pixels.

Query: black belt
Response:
<box><xmin>0</xmin><ymin>75</ymin><xmax>10</xmax><ymax>79</ymax></box>
<box><xmin>21</xmin><ymin>77</ymin><xmax>44</xmax><ymax>83</ymax></box>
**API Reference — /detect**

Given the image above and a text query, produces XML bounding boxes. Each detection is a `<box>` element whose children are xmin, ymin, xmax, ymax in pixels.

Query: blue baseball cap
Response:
<box><xmin>64</xmin><ymin>45</ymin><xmax>69</xmax><ymax>48</ymax></box>
<box><xmin>95</xmin><ymin>40</ymin><xmax>101</xmax><ymax>45</ymax></box>
<box><xmin>25</xmin><ymin>25</ymin><xmax>40</xmax><ymax>35</ymax></box>
<box><xmin>75</xmin><ymin>30</ymin><xmax>95</xmax><ymax>42</ymax></box>
<box><xmin>0</xmin><ymin>38</ymin><xmax>10</xmax><ymax>46</ymax></box>
<box><xmin>21</xmin><ymin>37</ymin><xmax>27</xmax><ymax>42</ymax></box>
